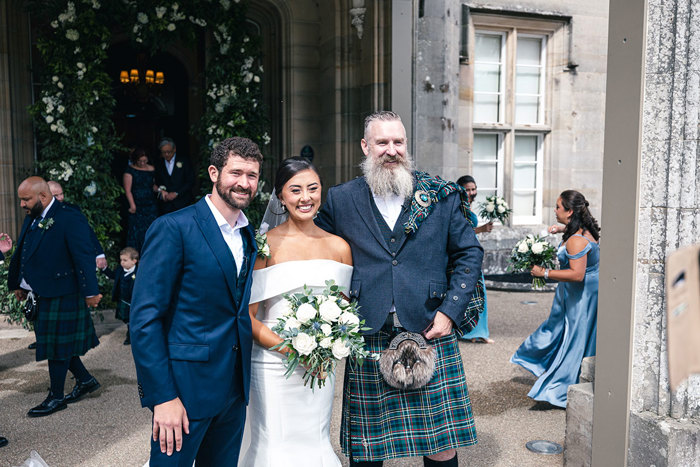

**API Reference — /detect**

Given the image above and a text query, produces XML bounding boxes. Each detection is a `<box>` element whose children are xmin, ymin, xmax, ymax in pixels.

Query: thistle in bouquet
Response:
<box><xmin>271</xmin><ymin>280</ymin><xmax>370</xmax><ymax>389</ymax></box>
<box><xmin>479</xmin><ymin>195</ymin><xmax>512</xmax><ymax>224</ymax></box>
<box><xmin>509</xmin><ymin>234</ymin><xmax>557</xmax><ymax>289</ymax></box>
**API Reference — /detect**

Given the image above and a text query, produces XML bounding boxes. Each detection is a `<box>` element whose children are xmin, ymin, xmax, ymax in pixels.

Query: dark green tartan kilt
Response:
<box><xmin>35</xmin><ymin>294</ymin><xmax>99</xmax><ymax>361</ymax></box>
<box><xmin>115</xmin><ymin>301</ymin><xmax>130</xmax><ymax>323</ymax></box>
<box><xmin>341</xmin><ymin>328</ymin><xmax>477</xmax><ymax>461</ymax></box>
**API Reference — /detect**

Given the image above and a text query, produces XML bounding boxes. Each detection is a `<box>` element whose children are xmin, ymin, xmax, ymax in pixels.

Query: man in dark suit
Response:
<box><xmin>153</xmin><ymin>137</ymin><xmax>195</xmax><ymax>215</ymax></box>
<box><xmin>8</xmin><ymin>177</ymin><xmax>103</xmax><ymax>417</ymax></box>
<box><xmin>130</xmin><ymin>136</ymin><xmax>262</xmax><ymax>465</ymax></box>
<box><xmin>316</xmin><ymin>111</ymin><xmax>483</xmax><ymax>467</ymax></box>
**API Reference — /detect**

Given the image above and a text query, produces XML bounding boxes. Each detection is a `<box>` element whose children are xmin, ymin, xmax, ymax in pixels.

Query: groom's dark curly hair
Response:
<box><xmin>210</xmin><ymin>136</ymin><xmax>263</xmax><ymax>171</ymax></box>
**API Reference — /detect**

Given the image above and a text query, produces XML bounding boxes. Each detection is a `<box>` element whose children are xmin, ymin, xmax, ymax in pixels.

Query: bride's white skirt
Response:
<box><xmin>239</xmin><ymin>340</ymin><xmax>340</xmax><ymax>467</ymax></box>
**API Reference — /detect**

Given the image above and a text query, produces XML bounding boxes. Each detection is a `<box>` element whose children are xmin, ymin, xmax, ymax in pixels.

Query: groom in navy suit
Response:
<box><xmin>130</xmin><ymin>136</ymin><xmax>262</xmax><ymax>466</ymax></box>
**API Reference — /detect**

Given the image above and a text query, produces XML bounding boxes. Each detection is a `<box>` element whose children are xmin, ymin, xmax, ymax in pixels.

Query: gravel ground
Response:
<box><xmin>0</xmin><ymin>289</ymin><xmax>563</xmax><ymax>467</ymax></box>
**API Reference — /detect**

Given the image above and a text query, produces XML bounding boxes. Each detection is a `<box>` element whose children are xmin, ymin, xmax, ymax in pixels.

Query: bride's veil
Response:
<box><xmin>258</xmin><ymin>189</ymin><xmax>287</xmax><ymax>233</ymax></box>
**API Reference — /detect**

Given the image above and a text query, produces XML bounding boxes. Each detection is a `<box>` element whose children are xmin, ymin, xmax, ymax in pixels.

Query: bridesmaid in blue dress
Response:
<box><xmin>123</xmin><ymin>148</ymin><xmax>158</xmax><ymax>253</ymax></box>
<box><xmin>458</xmin><ymin>175</ymin><xmax>494</xmax><ymax>343</ymax></box>
<box><xmin>510</xmin><ymin>190</ymin><xmax>600</xmax><ymax>408</ymax></box>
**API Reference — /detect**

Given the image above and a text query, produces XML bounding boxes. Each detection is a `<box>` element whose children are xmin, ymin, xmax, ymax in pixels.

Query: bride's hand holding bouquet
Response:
<box><xmin>509</xmin><ymin>234</ymin><xmax>557</xmax><ymax>289</ymax></box>
<box><xmin>271</xmin><ymin>280</ymin><xmax>370</xmax><ymax>389</ymax></box>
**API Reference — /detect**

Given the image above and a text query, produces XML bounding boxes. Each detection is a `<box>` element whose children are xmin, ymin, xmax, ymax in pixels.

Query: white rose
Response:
<box><xmin>50</xmin><ymin>124</ymin><xmax>58</xmax><ymax>132</ymax></box>
<box><xmin>155</xmin><ymin>6</ymin><xmax>166</xmax><ymax>18</ymax></box>
<box><xmin>531</xmin><ymin>242</ymin><xmax>544</xmax><ymax>254</ymax></box>
<box><xmin>65</xmin><ymin>29</ymin><xmax>79</xmax><ymax>41</ymax></box>
<box><xmin>45</xmin><ymin>115</ymin><xmax>54</xmax><ymax>123</ymax></box>
<box><xmin>497</xmin><ymin>205</ymin><xmax>506</xmax><ymax>213</ymax></box>
<box><xmin>137</xmin><ymin>12</ymin><xmax>149</xmax><ymax>24</ymax></box>
<box><xmin>296</xmin><ymin>303</ymin><xmax>317</xmax><ymax>324</ymax></box>
<box><xmin>486</xmin><ymin>203</ymin><xmax>495</xmax><ymax>213</ymax></box>
<box><xmin>321</xmin><ymin>323</ymin><xmax>332</xmax><ymax>336</ymax></box>
<box><xmin>517</xmin><ymin>241</ymin><xmax>529</xmax><ymax>253</ymax></box>
<box><xmin>319</xmin><ymin>337</ymin><xmax>332</xmax><ymax>349</ymax></box>
<box><xmin>261</xmin><ymin>244</ymin><xmax>270</xmax><ymax>257</ymax></box>
<box><xmin>319</xmin><ymin>300</ymin><xmax>342</xmax><ymax>322</ymax></box>
<box><xmin>57</xmin><ymin>105</ymin><xmax>65</xmax><ymax>113</ymax></box>
<box><xmin>167</xmin><ymin>23</ymin><xmax>176</xmax><ymax>31</ymax></box>
<box><xmin>331</xmin><ymin>339</ymin><xmax>351</xmax><ymax>359</ymax></box>
<box><xmin>339</xmin><ymin>312</ymin><xmax>360</xmax><ymax>327</ymax></box>
<box><xmin>284</xmin><ymin>317</ymin><xmax>301</xmax><ymax>331</ymax></box>
<box><xmin>292</xmin><ymin>333</ymin><xmax>317</xmax><ymax>356</ymax></box>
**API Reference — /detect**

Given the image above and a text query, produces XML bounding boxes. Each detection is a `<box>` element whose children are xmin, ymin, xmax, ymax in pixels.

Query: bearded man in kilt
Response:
<box><xmin>8</xmin><ymin>177</ymin><xmax>103</xmax><ymax>417</ymax></box>
<box><xmin>316</xmin><ymin>111</ymin><xmax>484</xmax><ymax>466</ymax></box>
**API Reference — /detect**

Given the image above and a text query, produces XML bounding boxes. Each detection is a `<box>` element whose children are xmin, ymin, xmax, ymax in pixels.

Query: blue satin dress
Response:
<box><xmin>462</xmin><ymin>209</ymin><xmax>490</xmax><ymax>340</ymax></box>
<box><xmin>510</xmin><ymin>234</ymin><xmax>599</xmax><ymax>407</ymax></box>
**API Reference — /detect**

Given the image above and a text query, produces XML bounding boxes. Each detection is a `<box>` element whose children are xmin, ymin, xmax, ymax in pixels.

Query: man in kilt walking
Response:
<box><xmin>316</xmin><ymin>111</ymin><xmax>484</xmax><ymax>466</ymax></box>
<box><xmin>8</xmin><ymin>177</ymin><xmax>103</xmax><ymax>417</ymax></box>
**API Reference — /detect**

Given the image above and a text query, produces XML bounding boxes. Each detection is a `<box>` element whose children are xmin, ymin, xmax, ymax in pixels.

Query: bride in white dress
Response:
<box><xmin>239</xmin><ymin>157</ymin><xmax>353</xmax><ymax>467</ymax></box>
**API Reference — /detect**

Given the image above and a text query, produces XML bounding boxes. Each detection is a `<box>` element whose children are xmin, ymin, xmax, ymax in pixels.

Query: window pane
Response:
<box><xmin>473</xmin><ymin>162</ymin><xmax>497</xmax><ymax>188</ymax></box>
<box><xmin>475</xmin><ymin>64</ymin><xmax>501</xmax><ymax>92</ymax></box>
<box><xmin>516</xmin><ymin>65</ymin><xmax>540</xmax><ymax>94</ymax></box>
<box><xmin>473</xmin><ymin>134</ymin><xmax>499</xmax><ymax>160</ymax></box>
<box><xmin>514</xmin><ymin>135</ymin><xmax>538</xmax><ymax>161</ymax></box>
<box><xmin>474</xmin><ymin>94</ymin><xmax>500</xmax><ymax>122</ymax></box>
<box><xmin>515</xmin><ymin>95</ymin><xmax>540</xmax><ymax>124</ymax></box>
<box><xmin>513</xmin><ymin>163</ymin><xmax>537</xmax><ymax>189</ymax></box>
<box><xmin>513</xmin><ymin>191</ymin><xmax>536</xmax><ymax>217</ymax></box>
<box><xmin>517</xmin><ymin>37</ymin><xmax>542</xmax><ymax>66</ymax></box>
<box><xmin>475</xmin><ymin>34</ymin><xmax>502</xmax><ymax>62</ymax></box>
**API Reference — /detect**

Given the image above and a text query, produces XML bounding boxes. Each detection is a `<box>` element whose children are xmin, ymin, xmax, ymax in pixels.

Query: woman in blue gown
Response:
<box><xmin>123</xmin><ymin>148</ymin><xmax>158</xmax><ymax>253</ymax></box>
<box><xmin>458</xmin><ymin>175</ymin><xmax>494</xmax><ymax>343</ymax></box>
<box><xmin>510</xmin><ymin>190</ymin><xmax>600</xmax><ymax>408</ymax></box>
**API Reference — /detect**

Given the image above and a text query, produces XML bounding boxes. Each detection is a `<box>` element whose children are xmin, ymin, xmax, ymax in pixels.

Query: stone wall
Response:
<box><xmin>632</xmin><ymin>0</ymin><xmax>700</xmax><ymax>428</ymax></box>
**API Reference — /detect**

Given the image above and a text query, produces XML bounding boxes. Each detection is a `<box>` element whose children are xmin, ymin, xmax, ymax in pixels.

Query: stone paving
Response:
<box><xmin>0</xmin><ymin>289</ymin><xmax>564</xmax><ymax>467</ymax></box>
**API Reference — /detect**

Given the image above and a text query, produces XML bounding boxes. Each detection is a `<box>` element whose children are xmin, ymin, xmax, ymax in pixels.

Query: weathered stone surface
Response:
<box><xmin>564</xmin><ymin>382</ymin><xmax>594</xmax><ymax>467</ymax></box>
<box><xmin>629</xmin><ymin>411</ymin><xmax>700</xmax><ymax>467</ymax></box>
<box><xmin>579</xmin><ymin>356</ymin><xmax>595</xmax><ymax>384</ymax></box>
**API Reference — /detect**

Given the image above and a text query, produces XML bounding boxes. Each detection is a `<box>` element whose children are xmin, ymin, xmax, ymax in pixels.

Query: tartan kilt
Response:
<box><xmin>115</xmin><ymin>300</ymin><xmax>131</xmax><ymax>323</ymax></box>
<box><xmin>341</xmin><ymin>328</ymin><xmax>477</xmax><ymax>461</ymax></box>
<box><xmin>34</xmin><ymin>294</ymin><xmax>99</xmax><ymax>361</ymax></box>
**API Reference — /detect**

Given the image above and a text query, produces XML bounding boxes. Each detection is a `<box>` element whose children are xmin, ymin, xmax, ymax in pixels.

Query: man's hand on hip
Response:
<box><xmin>424</xmin><ymin>310</ymin><xmax>453</xmax><ymax>340</ymax></box>
<box><xmin>14</xmin><ymin>289</ymin><xmax>27</xmax><ymax>301</ymax></box>
<box><xmin>153</xmin><ymin>397</ymin><xmax>190</xmax><ymax>456</ymax></box>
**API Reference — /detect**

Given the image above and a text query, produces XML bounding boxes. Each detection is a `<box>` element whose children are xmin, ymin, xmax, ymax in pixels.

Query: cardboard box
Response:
<box><xmin>666</xmin><ymin>244</ymin><xmax>700</xmax><ymax>391</ymax></box>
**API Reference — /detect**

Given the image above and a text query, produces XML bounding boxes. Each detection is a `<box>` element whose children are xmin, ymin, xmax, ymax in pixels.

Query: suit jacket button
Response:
<box><xmin>390</xmin><ymin>238</ymin><xmax>396</xmax><ymax>243</ymax></box>
<box><xmin>392</xmin><ymin>260</ymin><xmax>398</xmax><ymax>266</ymax></box>
<box><xmin>465</xmin><ymin>268</ymin><xmax>471</xmax><ymax>274</ymax></box>
<box><xmin>232</xmin><ymin>345</ymin><xmax>240</xmax><ymax>352</ymax></box>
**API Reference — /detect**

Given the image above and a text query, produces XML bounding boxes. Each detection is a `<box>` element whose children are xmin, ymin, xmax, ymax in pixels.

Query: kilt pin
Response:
<box><xmin>316</xmin><ymin>174</ymin><xmax>484</xmax><ymax>462</ymax></box>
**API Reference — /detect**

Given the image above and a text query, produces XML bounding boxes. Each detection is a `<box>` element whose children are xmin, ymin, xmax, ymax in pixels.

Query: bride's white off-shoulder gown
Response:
<box><xmin>239</xmin><ymin>259</ymin><xmax>353</xmax><ymax>467</ymax></box>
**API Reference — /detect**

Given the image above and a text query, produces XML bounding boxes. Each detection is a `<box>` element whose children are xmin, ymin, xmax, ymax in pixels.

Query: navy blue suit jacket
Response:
<box><xmin>130</xmin><ymin>198</ymin><xmax>256</xmax><ymax>420</ymax></box>
<box><xmin>8</xmin><ymin>201</ymin><xmax>99</xmax><ymax>298</ymax></box>
<box><xmin>315</xmin><ymin>176</ymin><xmax>484</xmax><ymax>334</ymax></box>
<box><xmin>154</xmin><ymin>154</ymin><xmax>195</xmax><ymax>213</ymax></box>
<box><xmin>62</xmin><ymin>201</ymin><xmax>105</xmax><ymax>258</ymax></box>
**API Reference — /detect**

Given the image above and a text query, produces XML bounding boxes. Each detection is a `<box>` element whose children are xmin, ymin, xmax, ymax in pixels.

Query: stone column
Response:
<box><xmin>627</xmin><ymin>0</ymin><xmax>700</xmax><ymax>464</ymax></box>
<box><xmin>0</xmin><ymin>0</ymin><xmax>34</xmax><ymax>238</ymax></box>
<box><xmin>413</xmin><ymin>0</ymin><xmax>461</xmax><ymax>178</ymax></box>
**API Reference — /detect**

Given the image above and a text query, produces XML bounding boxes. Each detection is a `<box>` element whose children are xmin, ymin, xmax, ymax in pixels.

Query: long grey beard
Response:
<box><xmin>361</xmin><ymin>155</ymin><xmax>415</xmax><ymax>198</ymax></box>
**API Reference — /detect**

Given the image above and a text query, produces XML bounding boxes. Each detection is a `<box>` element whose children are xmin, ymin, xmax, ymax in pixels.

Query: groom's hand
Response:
<box><xmin>153</xmin><ymin>397</ymin><xmax>190</xmax><ymax>456</ymax></box>
<box><xmin>424</xmin><ymin>311</ymin><xmax>453</xmax><ymax>340</ymax></box>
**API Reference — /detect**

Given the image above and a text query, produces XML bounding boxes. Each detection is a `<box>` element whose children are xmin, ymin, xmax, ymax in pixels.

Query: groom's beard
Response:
<box><xmin>361</xmin><ymin>153</ymin><xmax>415</xmax><ymax>198</ymax></box>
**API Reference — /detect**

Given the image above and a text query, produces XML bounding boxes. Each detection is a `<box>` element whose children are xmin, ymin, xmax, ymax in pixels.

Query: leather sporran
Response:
<box><xmin>23</xmin><ymin>291</ymin><xmax>37</xmax><ymax>322</ymax></box>
<box><xmin>379</xmin><ymin>331</ymin><xmax>436</xmax><ymax>390</ymax></box>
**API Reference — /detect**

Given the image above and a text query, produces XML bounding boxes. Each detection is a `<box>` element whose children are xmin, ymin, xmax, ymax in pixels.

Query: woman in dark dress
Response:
<box><xmin>123</xmin><ymin>148</ymin><xmax>158</xmax><ymax>252</ymax></box>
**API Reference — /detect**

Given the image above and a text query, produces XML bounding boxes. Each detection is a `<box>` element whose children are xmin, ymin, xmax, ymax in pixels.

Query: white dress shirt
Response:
<box><xmin>205</xmin><ymin>194</ymin><xmax>249</xmax><ymax>276</ymax></box>
<box><xmin>19</xmin><ymin>197</ymin><xmax>56</xmax><ymax>291</ymax></box>
<box><xmin>165</xmin><ymin>154</ymin><xmax>176</xmax><ymax>176</ymax></box>
<box><xmin>123</xmin><ymin>265</ymin><xmax>136</xmax><ymax>276</ymax></box>
<box><xmin>372</xmin><ymin>193</ymin><xmax>404</xmax><ymax>231</ymax></box>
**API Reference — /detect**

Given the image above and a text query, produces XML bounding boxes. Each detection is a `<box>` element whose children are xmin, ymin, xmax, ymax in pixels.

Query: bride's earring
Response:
<box><xmin>281</xmin><ymin>203</ymin><xmax>287</xmax><ymax>212</ymax></box>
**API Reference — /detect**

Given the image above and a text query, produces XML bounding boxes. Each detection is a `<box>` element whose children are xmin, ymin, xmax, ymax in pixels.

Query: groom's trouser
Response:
<box><xmin>149</xmin><ymin>394</ymin><xmax>246</xmax><ymax>467</ymax></box>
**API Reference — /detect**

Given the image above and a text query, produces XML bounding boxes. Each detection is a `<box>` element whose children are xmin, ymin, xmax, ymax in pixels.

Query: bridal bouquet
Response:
<box><xmin>479</xmin><ymin>195</ymin><xmax>512</xmax><ymax>224</ymax></box>
<box><xmin>271</xmin><ymin>280</ymin><xmax>370</xmax><ymax>389</ymax></box>
<box><xmin>509</xmin><ymin>234</ymin><xmax>557</xmax><ymax>289</ymax></box>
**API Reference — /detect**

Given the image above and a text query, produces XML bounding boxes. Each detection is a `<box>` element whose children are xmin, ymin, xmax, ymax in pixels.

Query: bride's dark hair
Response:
<box><xmin>274</xmin><ymin>156</ymin><xmax>322</xmax><ymax>196</ymax></box>
<box><xmin>560</xmin><ymin>190</ymin><xmax>601</xmax><ymax>242</ymax></box>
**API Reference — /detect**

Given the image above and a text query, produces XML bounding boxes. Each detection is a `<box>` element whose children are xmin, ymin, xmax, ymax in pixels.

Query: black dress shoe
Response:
<box><xmin>28</xmin><ymin>342</ymin><xmax>37</xmax><ymax>349</ymax></box>
<box><xmin>0</xmin><ymin>436</ymin><xmax>7</xmax><ymax>447</ymax></box>
<box><xmin>123</xmin><ymin>333</ymin><xmax>131</xmax><ymax>345</ymax></box>
<box><xmin>27</xmin><ymin>395</ymin><xmax>67</xmax><ymax>417</ymax></box>
<box><xmin>64</xmin><ymin>377</ymin><xmax>101</xmax><ymax>404</ymax></box>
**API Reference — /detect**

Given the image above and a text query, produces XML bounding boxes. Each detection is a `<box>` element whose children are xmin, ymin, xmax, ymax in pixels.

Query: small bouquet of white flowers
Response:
<box><xmin>479</xmin><ymin>195</ymin><xmax>512</xmax><ymax>224</ymax></box>
<box><xmin>271</xmin><ymin>280</ymin><xmax>370</xmax><ymax>389</ymax></box>
<box><xmin>509</xmin><ymin>234</ymin><xmax>557</xmax><ymax>289</ymax></box>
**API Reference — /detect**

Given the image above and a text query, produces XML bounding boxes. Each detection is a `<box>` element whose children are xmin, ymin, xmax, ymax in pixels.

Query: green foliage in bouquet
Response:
<box><xmin>509</xmin><ymin>234</ymin><xmax>558</xmax><ymax>289</ymax></box>
<box><xmin>479</xmin><ymin>195</ymin><xmax>512</xmax><ymax>224</ymax></box>
<box><xmin>0</xmin><ymin>247</ymin><xmax>33</xmax><ymax>330</ymax></box>
<box><xmin>272</xmin><ymin>280</ymin><xmax>370</xmax><ymax>390</ymax></box>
